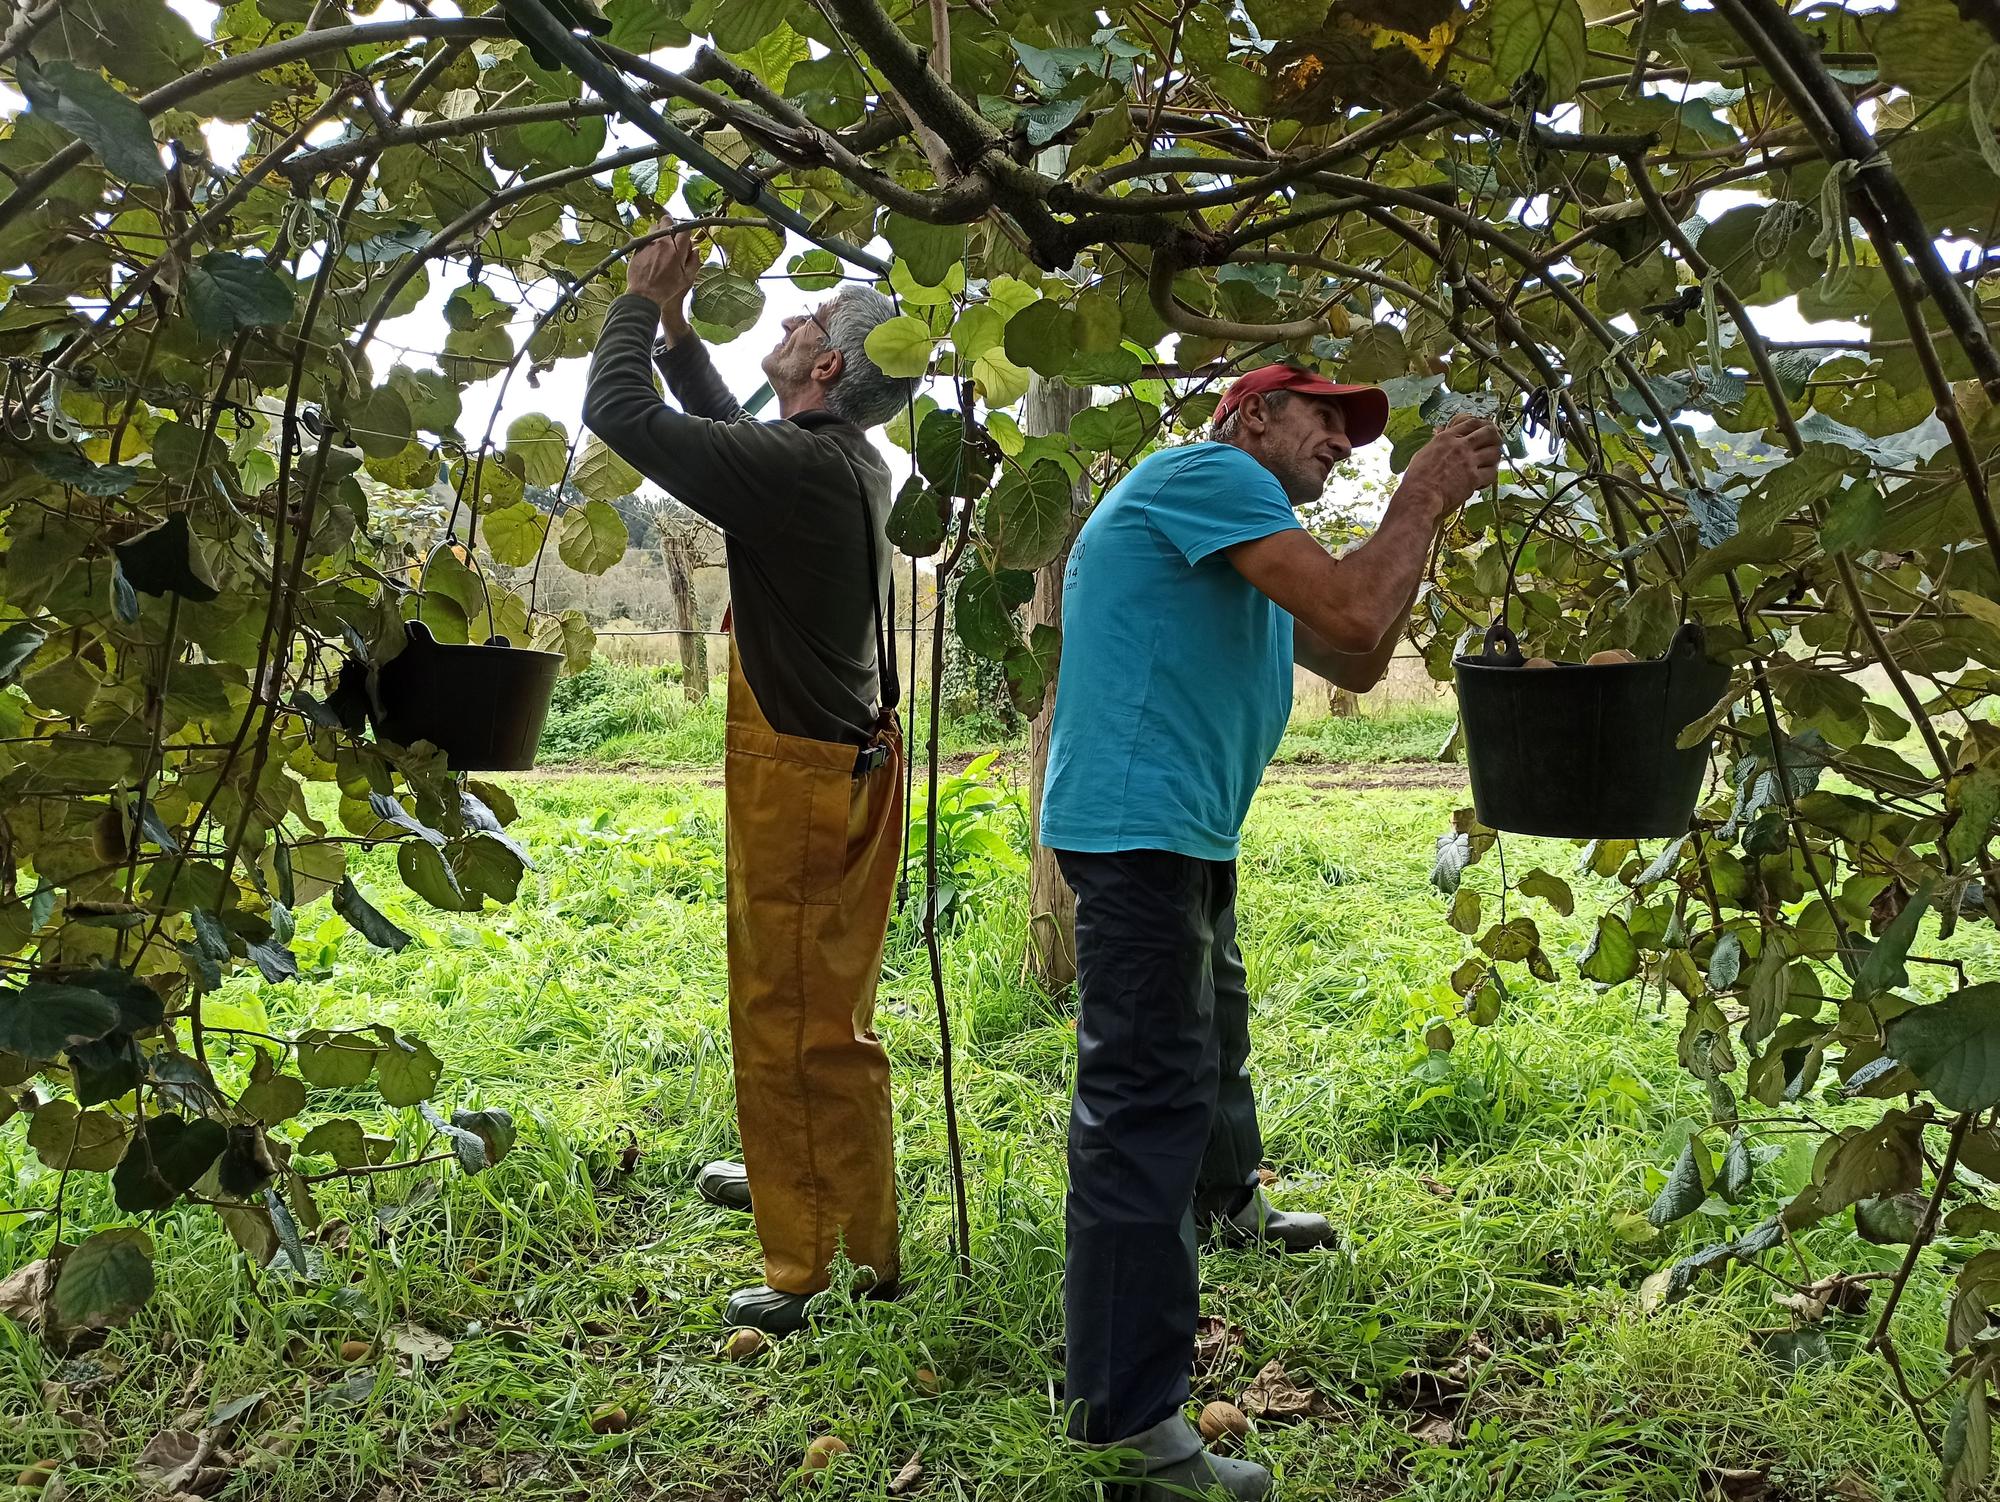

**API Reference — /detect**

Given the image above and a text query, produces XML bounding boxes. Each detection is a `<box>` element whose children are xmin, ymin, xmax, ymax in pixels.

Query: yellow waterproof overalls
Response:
<box><xmin>720</xmin><ymin>520</ymin><xmax>904</xmax><ymax>1296</ymax></box>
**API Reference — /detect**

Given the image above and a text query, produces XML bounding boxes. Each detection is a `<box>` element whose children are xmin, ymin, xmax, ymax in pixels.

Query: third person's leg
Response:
<box><xmin>1196</xmin><ymin>874</ymin><xmax>1338</xmax><ymax>1254</ymax></box>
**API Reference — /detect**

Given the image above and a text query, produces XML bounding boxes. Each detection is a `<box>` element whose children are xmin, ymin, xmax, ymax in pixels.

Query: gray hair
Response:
<box><xmin>1211</xmin><ymin>388</ymin><xmax>1293</xmax><ymax>445</ymax></box>
<box><xmin>821</xmin><ymin>286</ymin><xmax>917</xmax><ymax>428</ymax></box>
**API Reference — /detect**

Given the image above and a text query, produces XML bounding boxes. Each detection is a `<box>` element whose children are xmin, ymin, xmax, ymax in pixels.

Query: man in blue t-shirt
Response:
<box><xmin>1041</xmin><ymin>364</ymin><xmax>1500</xmax><ymax>1498</ymax></box>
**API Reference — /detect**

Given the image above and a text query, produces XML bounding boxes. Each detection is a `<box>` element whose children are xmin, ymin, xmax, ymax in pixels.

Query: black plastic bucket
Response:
<box><xmin>372</xmin><ymin>622</ymin><xmax>562</xmax><ymax>772</ymax></box>
<box><xmin>1452</xmin><ymin>622</ymin><xmax>1730</xmax><ymax>839</ymax></box>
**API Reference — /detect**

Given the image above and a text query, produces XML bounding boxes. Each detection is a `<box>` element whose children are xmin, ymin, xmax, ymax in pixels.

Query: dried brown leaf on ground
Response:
<box><xmin>388</xmin><ymin>1323</ymin><xmax>453</xmax><ymax>1364</ymax></box>
<box><xmin>1700</xmin><ymin>1466</ymin><xmax>1772</xmax><ymax>1501</ymax></box>
<box><xmin>1194</xmin><ymin>1316</ymin><xmax>1247</xmax><ymax>1383</ymax></box>
<box><xmin>0</xmin><ymin>1258</ymin><xmax>54</xmax><ymax>1329</ymax></box>
<box><xmin>1239</xmin><ymin>1359</ymin><xmax>1330</xmax><ymax>1422</ymax></box>
<box><xmin>887</xmin><ymin>1452</ymin><xmax>924</xmax><ymax>1495</ymax></box>
<box><xmin>1408</xmin><ymin>1413</ymin><xmax>1457</xmax><ymax>1446</ymax></box>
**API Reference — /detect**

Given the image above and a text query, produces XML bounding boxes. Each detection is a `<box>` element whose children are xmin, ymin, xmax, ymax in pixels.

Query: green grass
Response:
<box><xmin>1</xmin><ymin>775</ymin><xmax>1949</xmax><ymax>1500</ymax></box>
<box><xmin>539</xmin><ymin>661</ymin><xmax>1023</xmax><ymax>769</ymax></box>
<box><xmin>542</xmin><ymin>660</ymin><xmax>1461</xmax><ymax>773</ymax></box>
<box><xmin>1272</xmin><ymin>705</ymin><xmax>1458</xmax><ymax>766</ymax></box>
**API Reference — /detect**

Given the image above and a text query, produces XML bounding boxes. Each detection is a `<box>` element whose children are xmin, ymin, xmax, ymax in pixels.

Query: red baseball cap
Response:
<box><xmin>1214</xmin><ymin>364</ymin><xmax>1389</xmax><ymax>448</ymax></box>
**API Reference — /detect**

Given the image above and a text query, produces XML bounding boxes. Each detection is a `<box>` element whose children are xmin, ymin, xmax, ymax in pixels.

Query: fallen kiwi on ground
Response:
<box><xmin>1199</xmin><ymin>1400</ymin><xmax>1250</xmax><ymax>1443</ymax></box>
<box><xmin>805</xmin><ymin>1435</ymin><xmax>849</xmax><ymax>1470</ymax></box>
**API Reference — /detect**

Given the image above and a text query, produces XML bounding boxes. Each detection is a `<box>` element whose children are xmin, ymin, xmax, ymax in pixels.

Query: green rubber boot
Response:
<box><xmin>1096</xmin><ymin>1413</ymin><xmax>1273</xmax><ymax>1500</ymax></box>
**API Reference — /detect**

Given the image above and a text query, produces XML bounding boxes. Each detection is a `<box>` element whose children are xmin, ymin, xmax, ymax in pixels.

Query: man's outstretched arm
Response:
<box><xmin>1227</xmin><ymin>415</ymin><xmax>1502</xmax><ymax>692</ymax></box>
<box><xmin>582</xmin><ymin>242</ymin><xmax>804</xmax><ymax>536</ymax></box>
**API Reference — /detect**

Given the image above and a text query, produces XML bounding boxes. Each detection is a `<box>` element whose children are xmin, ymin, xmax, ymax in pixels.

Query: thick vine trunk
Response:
<box><xmin>1023</xmin><ymin>375</ymin><xmax>1091</xmax><ymax>995</ymax></box>
<box><xmin>662</xmin><ymin>532</ymin><xmax>708</xmax><ymax>702</ymax></box>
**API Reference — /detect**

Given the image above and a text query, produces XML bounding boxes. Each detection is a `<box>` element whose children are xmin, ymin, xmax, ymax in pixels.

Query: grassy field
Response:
<box><xmin>536</xmin><ymin>661</ymin><xmax>1459</xmax><ymax>772</ymax></box>
<box><xmin>1</xmin><ymin>762</ymin><xmax>1951</xmax><ymax>1501</ymax></box>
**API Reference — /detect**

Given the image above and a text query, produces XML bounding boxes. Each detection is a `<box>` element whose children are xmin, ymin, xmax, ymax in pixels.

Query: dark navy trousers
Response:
<box><xmin>1055</xmin><ymin>848</ymin><xmax>1264</xmax><ymax>1444</ymax></box>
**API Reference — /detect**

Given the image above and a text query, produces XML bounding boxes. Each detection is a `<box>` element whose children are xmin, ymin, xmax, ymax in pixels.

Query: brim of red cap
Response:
<box><xmin>1287</xmin><ymin>377</ymin><xmax>1390</xmax><ymax>449</ymax></box>
<box><xmin>1216</xmin><ymin>370</ymin><xmax>1391</xmax><ymax>448</ymax></box>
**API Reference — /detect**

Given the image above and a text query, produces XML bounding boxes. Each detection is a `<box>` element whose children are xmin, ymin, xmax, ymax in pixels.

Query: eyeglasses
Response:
<box><xmin>806</xmin><ymin>307</ymin><xmax>830</xmax><ymax>342</ymax></box>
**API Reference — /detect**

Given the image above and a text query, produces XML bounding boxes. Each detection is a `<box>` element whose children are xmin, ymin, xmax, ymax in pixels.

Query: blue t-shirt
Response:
<box><xmin>1039</xmin><ymin>443</ymin><xmax>1301</xmax><ymax>862</ymax></box>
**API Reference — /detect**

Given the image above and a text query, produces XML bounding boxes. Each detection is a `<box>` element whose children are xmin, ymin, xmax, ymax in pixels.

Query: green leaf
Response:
<box><xmin>54</xmin><ymin>1228</ymin><xmax>155</xmax><ymax>1330</ymax></box>
<box><xmin>185</xmin><ymin>253</ymin><xmax>296</xmax><ymax>341</ymax></box>
<box><xmin>0</xmin><ymin>622</ymin><xmax>48</xmax><ymax>685</ymax></box>
<box><xmin>864</xmin><ymin>315</ymin><xmax>934</xmax><ymax>379</ymax></box>
<box><xmin>482</xmin><ymin>502</ymin><xmax>549</xmax><ymax>569</ymax></box>
<box><xmin>333</xmin><ymin>877</ymin><xmax>411</xmax><ymax>952</ymax></box>
<box><xmin>1478</xmin><ymin>916</ymin><xmax>1542</xmax><ymax>963</ymax></box>
<box><xmin>505</xmin><ymin>414</ymin><xmax>572</xmax><ymax>489</ymax></box>
<box><xmin>17</xmin><ymin>58</ymin><xmax>165</xmax><ymax>185</ymax></box>
<box><xmin>982</xmin><ymin>461</ymin><xmax>1073</xmax><ymax>571</ymax></box>
<box><xmin>1003</xmin><ymin>302</ymin><xmax>1076</xmax><ymax>379</ymax></box>
<box><xmin>1856</xmin><ymin>876</ymin><xmax>1935</xmax><ymax>1001</ymax></box>
<box><xmin>1885</xmin><ymin>982</ymin><xmax>2000</xmax><ymax>1112</ymax></box>
<box><xmin>239</xmin><ymin>1068</ymin><xmax>307</xmax><ymax>1126</ymax></box>
<box><xmin>689</xmin><ymin>271</ymin><xmax>764</xmax><ymax>337</ymax></box>
<box><xmin>1517</xmin><ymin>868</ymin><xmax>1574</xmax><ymax>916</ymax></box>
<box><xmin>70</xmin><ymin>1033</ymin><xmax>140</xmax><ymax>1107</ymax></box>
<box><xmin>452</xmin><ymin>832</ymin><xmax>527</xmax><ymax>904</ymax></box>
<box><xmin>299</xmin><ymin>1117</ymin><xmax>370</xmax><ymax>1169</ymax></box>
<box><xmin>1718</xmin><ymin>1130</ymin><xmax>1753</xmax><ymax>1203</ymax></box>
<box><xmin>512</xmin><ymin>113</ymin><xmax>606</xmax><ymax>170</ymax></box>
<box><xmin>0</xmin><ymin>983</ymin><xmax>123</xmax><ymax>1062</ymax></box>
<box><xmin>1579</xmin><ymin>914</ymin><xmax>1639</xmax><ymax>985</ymax></box>
<box><xmin>1820</xmin><ymin>483</ymin><xmax>1887</xmax><ymax>555</ymax></box>
<box><xmin>113</xmin><ymin>514</ymin><xmax>221</xmax><ymax>602</ymax></box>
<box><xmin>886</xmin><ymin>478</ymin><xmax>948</xmax><ymax>559</ymax></box>
<box><xmin>1448</xmin><ymin>887</ymin><xmax>1481</xmax><ymax>935</ymax></box>
<box><xmin>788</xmin><ymin>250</ymin><xmax>841</xmax><ymax>291</ymax></box>
<box><xmin>376</xmin><ymin>1032</ymin><xmax>443</xmax><ymax>1108</ymax></box>
<box><xmin>885</xmin><ymin>215</ymin><xmax>967</xmax><ymax>288</ymax></box>
<box><xmin>297</xmin><ymin>1029</ymin><xmax>378</xmax><ymax>1089</ymax></box>
<box><xmin>1855</xmin><ymin>1191</ymin><xmax>1927</xmax><ymax>1246</ymax></box>
<box><xmin>398</xmin><ymin>839</ymin><xmax>477</xmax><ymax>911</ymax></box>
<box><xmin>572</xmin><ymin>433</ymin><xmax>643</xmax><ymax>503</ymax></box>
<box><xmin>111</xmin><ymin>1114</ymin><xmax>227</xmax><ymax>1211</ymax></box>
<box><xmin>709</xmin><ymin>0</ymin><xmax>791</xmax><ymax>50</ymax></box>
<box><xmin>954</xmin><ymin>564</ymin><xmax>1033</xmax><ymax>661</ymax></box>
<box><xmin>28</xmin><ymin>1098</ymin><xmax>127</xmax><ymax>1171</ymax></box>
<box><xmin>1496</xmin><ymin>0</ymin><xmax>1584</xmax><ymax>99</ymax></box>
<box><xmin>1951</xmin><ymin>769</ymin><xmax>2000</xmax><ymax>865</ymax></box>
<box><xmin>32</xmin><ymin>448</ymin><xmax>141</xmax><ymax>496</ymax></box>
<box><xmin>558</xmin><ymin>499</ymin><xmax>628</xmax><ymax>574</ymax></box>
<box><xmin>452</xmin><ymin>1107</ymin><xmax>517</xmax><ymax>1170</ymax></box>
<box><xmin>1070</xmin><ymin>397</ymin><xmax>1153</xmax><ymax>455</ymax></box>
<box><xmin>916</xmin><ymin>408</ymin><xmax>992</xmax><ymax>497</ymax></box>
<box><xmin>1003</xmin><ymin>623</ymin><xmax>1061</xmax><ymax>718</ymax></box>
<box><xmin>1648</xmin><ymin>1138</ymin><xmax>1706</xmax><ymax>1227</ymax></box>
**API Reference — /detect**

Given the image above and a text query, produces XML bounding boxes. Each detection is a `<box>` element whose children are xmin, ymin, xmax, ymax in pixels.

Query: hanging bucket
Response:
<box><xmin>1453</xmin><ymin>621</ymin><xmax>1729</xmax><ymax>839</ymax></box>
<box><xmin>372</xmin><ymin>622</ymin><xmax>561</xmax><ymax>772</ymax></box>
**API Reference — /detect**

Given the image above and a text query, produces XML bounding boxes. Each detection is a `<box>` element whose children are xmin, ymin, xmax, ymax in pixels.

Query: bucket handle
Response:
<box><xmin>1667</xmin><ymin>620</ymin><xmax>1708</xmax><ymax>659</ymax></box>
<box><xmin>1476</xmin><ymin>621</ymin><xmax>1527</xmax><ymax>666</ymax></box>
<box><xmin>414</xmin><ymin>538</ymin><xmax>504</xmax><ymax>645</ymax></box>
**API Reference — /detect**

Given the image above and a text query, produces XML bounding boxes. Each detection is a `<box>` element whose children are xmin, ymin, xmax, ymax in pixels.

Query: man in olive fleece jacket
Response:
<box><xmin>583</xmin><ymin>226</ymin><xmax>917</xmax><ymax>1335</ymax></box>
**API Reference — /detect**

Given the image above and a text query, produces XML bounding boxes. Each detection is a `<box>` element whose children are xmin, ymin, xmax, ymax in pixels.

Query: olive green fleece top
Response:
<box><xmin>581</xmin><ymin>292</ymin><xmax>894</xmax><ymax>747</ymax></box>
